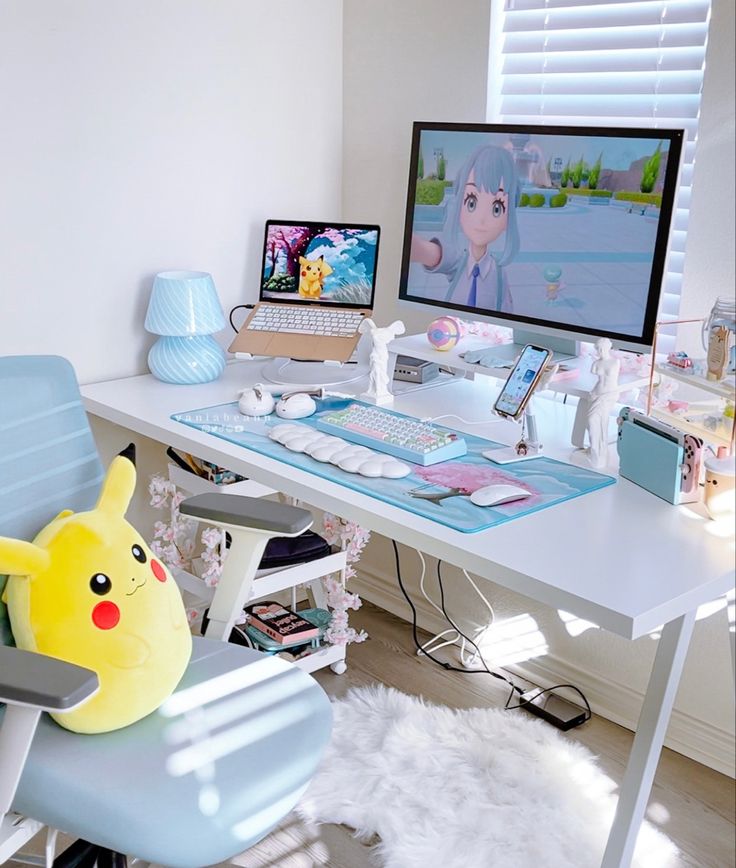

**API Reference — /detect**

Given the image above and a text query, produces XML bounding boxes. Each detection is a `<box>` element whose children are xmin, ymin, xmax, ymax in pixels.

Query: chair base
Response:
<box><xmin>53</xmin><ymin>839</ymin><xmax>127</xmax><ymax>868</ymax></box>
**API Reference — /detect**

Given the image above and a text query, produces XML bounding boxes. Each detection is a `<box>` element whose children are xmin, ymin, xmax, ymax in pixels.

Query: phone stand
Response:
<box><xmin>483</xmin><ymin>400</ymin><xmax>545</xmax><ymax>464</ymax></box>
<box><xmin>483</xmin><ymin>358</ymin><xmax>557</xmax><ymax>464</ymax></box>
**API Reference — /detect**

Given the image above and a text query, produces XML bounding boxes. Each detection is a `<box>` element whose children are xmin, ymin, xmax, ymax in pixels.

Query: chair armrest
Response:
<box><xmin>0</xmin><ymin>646</ymin><xmax>98</xmax><ymax>711</ymax></box>
<box><xmin>180</xmin><ymin>493</ymin><xmax>312</xmax><ymax>536</ymax></box>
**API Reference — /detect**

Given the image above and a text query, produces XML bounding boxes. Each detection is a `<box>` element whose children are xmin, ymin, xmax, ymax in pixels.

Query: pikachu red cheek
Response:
<box><xmin>92</xmin><ymin>601</ymin><xmax>120</xmax><ymax>630</ymax></box>
<box><xmin>151</xmin><ymin>559</ymin><xmax>167</xmax><ymax>582</ymax></box>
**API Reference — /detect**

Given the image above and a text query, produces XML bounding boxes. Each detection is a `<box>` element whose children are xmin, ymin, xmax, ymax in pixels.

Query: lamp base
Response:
<box><xmin>148</xmin><ymin>335</ymin><xmax>225</xmax><ymax>384</ymax></box>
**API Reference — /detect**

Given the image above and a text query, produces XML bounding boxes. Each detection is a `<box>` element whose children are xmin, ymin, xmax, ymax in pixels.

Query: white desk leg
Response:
<box><xmin>601</xmin><ymin>610</ymin><xmax>695</xmax><ymax>868</ymax></box>
<box><xmin>571</xmin><ymin>397</ymin><xmax>589</xmax><ymax>448</ymax></box>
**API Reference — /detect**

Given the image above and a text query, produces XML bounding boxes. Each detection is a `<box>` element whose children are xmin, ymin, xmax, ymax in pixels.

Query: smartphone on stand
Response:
<box><xmin>493</xmin><ymin>345</ymin><xmax>553</xmax><ymax>419</ymax></box>
<box><xmin>485</xmin><ymin>344</ymin><xmax>553</xmax><ymax>464</ymax></box>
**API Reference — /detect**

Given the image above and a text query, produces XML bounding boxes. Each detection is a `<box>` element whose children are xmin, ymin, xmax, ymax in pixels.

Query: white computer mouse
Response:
<box><xmin>470</xmin><ymin>484</ymin><xmax>531</xmax><ymax>507</ymax></box>
<box><xmin>238</xmin><ymin>384</ymin><xmax>275</xmax><ymax>417</ymax></box>
<box><xmin>275</xmin><ymin>392</ymin><xmax>317</xmax><ymax>420</ymax></box>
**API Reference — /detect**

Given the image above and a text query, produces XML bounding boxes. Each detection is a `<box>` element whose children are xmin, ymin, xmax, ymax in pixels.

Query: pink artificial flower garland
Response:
<box><xmin>149</xmin><ymin>475</ymin><xmax>370</xmax><ymax>645</ymax></box>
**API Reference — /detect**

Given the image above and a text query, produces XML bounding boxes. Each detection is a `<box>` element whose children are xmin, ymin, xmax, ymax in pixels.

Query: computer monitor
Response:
<box><xmin>398</xmin><ymin>122</ymin><xmax>684</xmax><ymax>359</ymax></box>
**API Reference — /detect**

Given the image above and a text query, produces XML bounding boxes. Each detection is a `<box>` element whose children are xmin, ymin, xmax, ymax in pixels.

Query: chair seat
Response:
<box><xmin>12</xmin><ymin>638</ymin><xmax>332</xmax><ymax>868</ymax></box>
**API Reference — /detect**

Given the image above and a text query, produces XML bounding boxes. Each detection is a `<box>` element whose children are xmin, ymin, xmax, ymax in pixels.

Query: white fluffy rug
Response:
<box><xmin>298</xmin><ymin>686</ymin><xmax>677</xmax><ymax>868</ymax></box>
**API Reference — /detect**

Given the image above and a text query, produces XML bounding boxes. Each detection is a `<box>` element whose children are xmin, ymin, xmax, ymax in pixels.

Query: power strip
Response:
<box><xmin>518</xmin><ymin>689</ymin><xmax>588</xmax><ymax>731</ymax></box>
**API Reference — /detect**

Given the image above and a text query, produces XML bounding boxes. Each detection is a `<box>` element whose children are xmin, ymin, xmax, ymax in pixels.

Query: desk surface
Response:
<box><xmin>81</xmin><ymin>362</ymin><xmax>735</xmax><ymax>641</ymax></box>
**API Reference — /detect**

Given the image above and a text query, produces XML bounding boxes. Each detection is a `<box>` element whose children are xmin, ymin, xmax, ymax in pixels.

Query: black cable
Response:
<box><xmin>390</xmin><ymin>539</ymin><xmax>523</xmax><ymax>697</ymax></box>
<box><xmin>391</xmin><ymin>538</ymin><xmax>431</xmax><ymax>664</ymax></box>
<box><xmin>228</xmin><ymin>304</ymin><xmax>254</xmax><ymax>332</ymax></box>
<box><xmin>435</xmin><ymin>559</ymin><xmax>592</xmax><ymax>720</ymax></box>
<box><xmin>391</xmin><ymin>540</ymin><xmax>593</xmax><ymax>720</ymax></box>
<box><xmin>505</xmin><ymin>683</ymin><xmax>592</xmax><ymax>722</ymax></box>
<box><xmin>435</xmin><ymin>559</ymin><xmax>523</xmax><ymax>695</ymax></box>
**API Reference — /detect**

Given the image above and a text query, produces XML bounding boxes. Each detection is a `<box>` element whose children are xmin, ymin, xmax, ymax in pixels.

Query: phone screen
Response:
<box><xmin>493</xmin><ymin>345</ymin><xmax>551</xmax><ymax>418</ymax></box>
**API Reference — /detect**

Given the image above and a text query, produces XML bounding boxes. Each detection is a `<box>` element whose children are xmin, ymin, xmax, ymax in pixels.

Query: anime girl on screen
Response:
<box><xmin>410</xmin><ymin>144</ymin><xmax>520</xmax><ymax>313</ymax></box>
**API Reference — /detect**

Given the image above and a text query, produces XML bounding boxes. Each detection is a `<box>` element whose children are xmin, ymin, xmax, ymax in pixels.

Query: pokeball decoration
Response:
<box><xmin>427</xmin><ymin>316</ymin><xmax>463</xmax><ymax>351</ymax></box>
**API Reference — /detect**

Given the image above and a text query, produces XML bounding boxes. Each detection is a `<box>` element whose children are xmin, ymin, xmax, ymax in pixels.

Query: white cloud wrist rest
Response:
<box><xmin>268</xmin><ymin>423</ymin><xmax>412</xmax><ymax>479</ymax></box>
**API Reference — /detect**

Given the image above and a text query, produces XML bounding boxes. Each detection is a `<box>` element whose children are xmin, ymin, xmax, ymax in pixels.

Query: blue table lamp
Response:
<box><xmin>145</xmin><ymin>271</ymin><xmax>227</xmax><ymax>384</ymax></box>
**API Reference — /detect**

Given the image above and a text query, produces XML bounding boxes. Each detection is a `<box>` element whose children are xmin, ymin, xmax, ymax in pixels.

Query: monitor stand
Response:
<box><xmin>489</xmin><ymin>329</ymin><xmax>580</xmax><ymax>365</ymax></box>
<box><xmin>261</xmin><ymin>357</ymin><xmax>369</xmax><ymax>390</ymax></box>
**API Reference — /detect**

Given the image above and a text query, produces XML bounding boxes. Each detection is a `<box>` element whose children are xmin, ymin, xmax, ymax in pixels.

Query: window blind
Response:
<box><xmin>487</xmin><ymin>0</ymin><xmax>712</xmax><ymax>353</ymax></box>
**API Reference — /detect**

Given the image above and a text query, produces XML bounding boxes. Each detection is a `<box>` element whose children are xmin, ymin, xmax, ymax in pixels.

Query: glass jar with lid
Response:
<box><xmin>702</xmin><ymin>296</ymin><xmax>736</xmax><ymax>379</ymax></box>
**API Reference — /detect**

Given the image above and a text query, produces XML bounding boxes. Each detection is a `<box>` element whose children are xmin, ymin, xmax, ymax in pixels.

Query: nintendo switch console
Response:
<box><xmin>617</xmin><ymin>407</ymin><xmax>703</xmax><ymax>504</ymax></box>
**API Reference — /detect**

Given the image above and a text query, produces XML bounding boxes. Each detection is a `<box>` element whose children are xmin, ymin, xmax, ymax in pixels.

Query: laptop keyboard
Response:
<box><xmin>247</xmin><ymin>304</ymin><xmax>364</xmax><ymax>337</ymax></box>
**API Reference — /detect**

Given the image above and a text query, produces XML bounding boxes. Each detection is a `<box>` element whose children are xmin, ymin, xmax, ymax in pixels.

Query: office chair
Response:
<box><xmin>0</xmin><ymin>356</ymin><xmax>332</xmax><ymax>867</ymax></box>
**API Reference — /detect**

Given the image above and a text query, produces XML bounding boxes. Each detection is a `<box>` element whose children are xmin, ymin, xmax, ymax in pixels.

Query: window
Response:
<box><xmin>487</xmin><ymin>0</ymin><xmax>712</xmax><ymax>352</ymax></box>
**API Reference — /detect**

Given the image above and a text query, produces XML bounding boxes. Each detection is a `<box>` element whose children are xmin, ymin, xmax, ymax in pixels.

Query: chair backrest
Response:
<box><xmin>0</xmin><ymin>356</ymin><xmax>104</xmax><ymax>645</ymax></box>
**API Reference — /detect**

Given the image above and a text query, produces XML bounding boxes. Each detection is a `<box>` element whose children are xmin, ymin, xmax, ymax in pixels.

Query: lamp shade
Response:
<box><xmin>144</xmin><ymin>271</ymin><xmax>226</xmax><ymax>336</ymax></box>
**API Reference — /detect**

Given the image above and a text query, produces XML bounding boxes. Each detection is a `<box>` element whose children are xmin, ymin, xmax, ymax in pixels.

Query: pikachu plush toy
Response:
<box><xmin>0</xmin><ymin>446</ymin><xmax>192</xmax><ymax>734</ymax></box>
<box><xmin>298</xmin><ymin>255</ymin><xmax>333</xmax><ymax>299</ymax></box>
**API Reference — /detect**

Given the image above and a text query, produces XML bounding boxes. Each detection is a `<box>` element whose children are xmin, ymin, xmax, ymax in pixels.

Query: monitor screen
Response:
<box><xmin>260</xmin><ymin>220</ymin><xmax>380</xmax><ymax>309</ymax></box>
<box><xmin>398</xmin><ymin>123</ymin><xmax>684</xmax><ymax>348</ymax></box>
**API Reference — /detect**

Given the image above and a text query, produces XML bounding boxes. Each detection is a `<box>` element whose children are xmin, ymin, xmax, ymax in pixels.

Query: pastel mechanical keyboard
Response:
<box><xmin>247</xmin><ymin>304</ymin><xmax>364</xmax><ymax>337</ymax></box>
<box><xmin>313</xmin><ymin>403</ymin><xmax>467</xmax><ymax>466</ymax></box>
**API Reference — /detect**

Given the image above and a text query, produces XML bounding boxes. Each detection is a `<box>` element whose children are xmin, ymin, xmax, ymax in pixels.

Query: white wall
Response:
<box><xmin>342</xmin><ymin>0</ymin><xmax>492</xmax><ymax>332</ymax></box>
<box><xmin>0</xmin><ymin>0</ymin><xmax>343</xmax><ymax>385</ymax></box>
<box><xmin>343</xmin><ymin>0</ymin><xmax>735</xmax><ymax>775</ymax></box>
<box><xmin>0</xmin><ymin>0</ymin><xmax>343</xmax><ymax>537</ymax></box>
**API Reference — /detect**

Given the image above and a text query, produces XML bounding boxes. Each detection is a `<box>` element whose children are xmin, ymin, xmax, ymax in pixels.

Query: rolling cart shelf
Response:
<box><xmin>167</xmin><ymin>463</ymin><xmax>349</xmax><ymax>675</ymax></box>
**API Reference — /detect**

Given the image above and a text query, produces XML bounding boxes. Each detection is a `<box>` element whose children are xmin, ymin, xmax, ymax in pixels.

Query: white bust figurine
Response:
<box><xmin>586</xmin><ymin>337</ymin><xmax>621</xmax><ymax>468</ymax></box>
<box><xmin>359</xmin><ymin>318</ymin><xmax>405</xmax><ymax>404</ymax></box>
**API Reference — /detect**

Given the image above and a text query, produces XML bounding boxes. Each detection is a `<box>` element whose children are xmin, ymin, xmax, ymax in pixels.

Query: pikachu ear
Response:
<box><xmin>96</xmin><ymin>445</ymin><xmax>137</xmax><ymax>517</ymax></box>
<box><xmin>299</xmin><ymin>256</ymin><xmax>309</xmax><ymax>266</ymax></box>
<box><xmin>0</xmin><ymin>537</ymin><xmax>50</xmax><ymax>577</ymax></box>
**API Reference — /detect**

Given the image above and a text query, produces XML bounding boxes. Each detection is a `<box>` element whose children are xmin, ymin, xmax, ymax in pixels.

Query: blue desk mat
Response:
<box><xmin>172</xmin><ymin>399</ymin><xmax>615</xmax><ymax>534</ymax></box>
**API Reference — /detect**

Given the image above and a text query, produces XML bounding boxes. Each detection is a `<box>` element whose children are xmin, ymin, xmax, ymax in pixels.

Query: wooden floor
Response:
<box><xmin>11</xmin><ymin>602</ymin><xmax>735</xmax><ymax>868</ymax></box>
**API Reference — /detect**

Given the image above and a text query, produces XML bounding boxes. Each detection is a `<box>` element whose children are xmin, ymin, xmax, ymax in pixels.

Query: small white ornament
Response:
<box><xmin>586</xmin><ymin>337</ymin><xmax>621</xmax><ymax>468</ymax></box>
<box><xmin>358</xmin><ymin>318</ymin><xmax>405</xmax><ymax>405</ymax></box>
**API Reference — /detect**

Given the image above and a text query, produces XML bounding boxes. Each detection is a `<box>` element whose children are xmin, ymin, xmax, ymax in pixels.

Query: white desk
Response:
<box><xmin>81</xmin><ymin>361</ymin><xmax>734</xmax><ymax>868</ymax></box>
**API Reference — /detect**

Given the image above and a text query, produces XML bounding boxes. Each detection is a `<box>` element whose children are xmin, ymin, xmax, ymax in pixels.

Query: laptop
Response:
<box><xmin>229</xmin><ymin>219</ymin><xmax>381</xmax><ymax>363</ymax></box>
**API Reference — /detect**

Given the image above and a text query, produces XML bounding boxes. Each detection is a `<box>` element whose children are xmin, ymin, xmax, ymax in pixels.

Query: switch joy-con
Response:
<box><xmin>680</xmin><ymin>434</ymin><xmax>704</xmax><ymax>502</ymax></box>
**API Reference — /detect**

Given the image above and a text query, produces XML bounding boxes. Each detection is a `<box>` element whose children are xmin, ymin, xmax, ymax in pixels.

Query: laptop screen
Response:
<box><xmin>260</xmin><ymin>220</ymin><xmax>380</xmax><ymax>309</ymax></box>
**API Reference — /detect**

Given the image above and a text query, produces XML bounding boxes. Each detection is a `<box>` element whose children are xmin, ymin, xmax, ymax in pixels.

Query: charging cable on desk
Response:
<box><xmin>420</xmin><ymin>413</ymin><xmax>502</xmax><ymax>427</ymax></box>
<box><xmin>229</xmin><ymin>304</ymin><xmax>255</xmax><ymax>332</ymax></box>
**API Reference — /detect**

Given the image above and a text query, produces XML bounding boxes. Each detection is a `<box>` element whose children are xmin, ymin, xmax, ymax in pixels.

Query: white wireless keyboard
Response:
<box><xmin>247</xmin><ymin>304</ymin><xmax>364</xmax><ymax>337</ymax></box>
<box><xmin>268</xmin><ymin>423</ymin><xmax>412</xmax><ymax>479</ymax></box>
